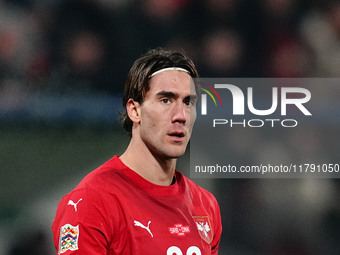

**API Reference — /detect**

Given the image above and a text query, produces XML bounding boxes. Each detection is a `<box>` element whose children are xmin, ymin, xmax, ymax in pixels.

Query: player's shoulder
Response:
<box><xmin>81</xmin><ymin>155</ymin><xmax>123</xmax><ymax>184</ymax></box>
<box><xmin>65</xmin><ymin>155</ymin><xmax>124</xmax><ymax>196</ymax></box>
<box><xmin>55</xmin><ymin>156</ymin><xmax>125</xmax><ymax>211</ymax></box>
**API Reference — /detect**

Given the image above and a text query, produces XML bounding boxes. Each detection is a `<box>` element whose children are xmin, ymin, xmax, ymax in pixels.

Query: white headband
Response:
<box><xmin>149</xmin><ymin>67</ymin><xmax>190</xmax><ymax>78</ymax></box>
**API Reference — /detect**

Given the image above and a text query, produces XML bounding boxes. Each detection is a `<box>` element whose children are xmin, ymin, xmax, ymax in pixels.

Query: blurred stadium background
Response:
<box><xmin>1</xmin><ymin>0</ymin><xmax>340</xmax><ymax>254</ymax></box>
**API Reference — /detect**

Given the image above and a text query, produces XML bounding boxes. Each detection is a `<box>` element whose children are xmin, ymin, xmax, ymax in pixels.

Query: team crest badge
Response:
<box><xmin>59</xmin><ymin>224</ymin><xmax>79</xmax><ymax>254</ymax></box>
<box><xmin>193</xmin><ymin>216</ymin><xmax>213</xmax><ymax>244</ymax></box>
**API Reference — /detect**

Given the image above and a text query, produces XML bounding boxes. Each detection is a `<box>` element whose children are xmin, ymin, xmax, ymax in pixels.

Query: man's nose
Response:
<box><xmin>172</xmin><ymin>103</ymin><xmax>186</xmax><ymax>124</ymax></box>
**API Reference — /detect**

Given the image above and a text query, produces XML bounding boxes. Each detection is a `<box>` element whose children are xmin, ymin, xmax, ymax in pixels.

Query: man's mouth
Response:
<box><xmin>168</xmin><ymin>132</ymin><xmax>185</xmax><ymax>138</ymax></box>
<box><xmin>168</xmin><ymin>131</ymin><xmax>185</xmax><ymax>142</ymax></box>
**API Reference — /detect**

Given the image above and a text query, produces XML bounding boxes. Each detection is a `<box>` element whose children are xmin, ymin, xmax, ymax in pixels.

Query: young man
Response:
<box><xmin>52</xmin><ymin>48</ymin><xmax>222</xmax><ymax>254</ymax></box>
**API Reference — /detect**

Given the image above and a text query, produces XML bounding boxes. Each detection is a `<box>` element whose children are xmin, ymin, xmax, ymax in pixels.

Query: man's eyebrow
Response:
<box><xmin>156</xmin><ymin>91</ymin><xmax>178</xmax><ymax>99</ymax></box>
<box><xmin>186</xmin><ymin>95</ymin><xmax>198</xmax><ymax>101</ymax></box>
<box><xmin>156</xmin><ymin>91</ymin><xmax>198</xmax><ymax>101</ymax></box>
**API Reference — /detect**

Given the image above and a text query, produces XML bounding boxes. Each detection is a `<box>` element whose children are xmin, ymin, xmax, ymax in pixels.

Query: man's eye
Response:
<box><xmin>184</xmin><ymin>99</ymin><xmax>195</xmax><ymax>106</ymax></box>
<box><xmin>161</xmin><ymin>98</ymin><xmax>171</xmax><ymax>104</ymax></box>
<box><xmin>184</xmin><ymin>100</ymin><xmax>192</xmax><ymax>106</ymax></box>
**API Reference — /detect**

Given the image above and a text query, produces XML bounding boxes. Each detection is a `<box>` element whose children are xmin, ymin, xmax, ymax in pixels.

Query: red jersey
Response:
<box><xmin>52</xmin><ymin>156</ymin><xmax>222</xmax><ymax>254</ymax></box>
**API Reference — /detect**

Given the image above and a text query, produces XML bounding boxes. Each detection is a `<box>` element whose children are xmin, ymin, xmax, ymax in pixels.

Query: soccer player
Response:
<box><xmin>52</xmin><ymin>48</ymin><xmax>222</xmax><ymax>254</ymax></box>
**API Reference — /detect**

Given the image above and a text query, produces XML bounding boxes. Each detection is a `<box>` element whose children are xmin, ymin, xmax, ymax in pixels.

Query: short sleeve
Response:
<box><xmin>52</xmin><ymin>188</ymin><xmax>114</xmax><ymax>255</ymax></box>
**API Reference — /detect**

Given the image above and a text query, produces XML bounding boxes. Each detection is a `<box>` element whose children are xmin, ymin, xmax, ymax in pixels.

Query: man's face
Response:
<box><xmin>137</xmin><ymin>70</ymin><xmax>197</xmax><ymax>159</ymax></box>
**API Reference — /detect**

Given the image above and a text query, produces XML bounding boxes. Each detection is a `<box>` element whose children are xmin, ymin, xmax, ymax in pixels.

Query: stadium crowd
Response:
<box><xmin>0</xmin><ymin>0</ymin><xmax>340</xmax><ymax>99</ymax></box>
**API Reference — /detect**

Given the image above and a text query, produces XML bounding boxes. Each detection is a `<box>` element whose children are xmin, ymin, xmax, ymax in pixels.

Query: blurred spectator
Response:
<box><xmin>301</xmin><ymin>0</ymin><xmax>340</xmax><ymax>76</ymax></box>
<box><xmin>0</xmin><ymin>1</ymin><xmax>46</xmax><ymax>112</ymax></box>
<box><xmin>255</xmin><ymin>0</ymin><xmax>313</xmax><ymax>77</ymax></box>
<box><xmin>0</xmin><ymin>2</ymin><xmax>40</xmax><ymax>84</ymax></box>
<box><xmin>189</xmin><ymin>0</ymin><xmax>244</xmax><ymax>30</ymax></box>
<box><xmin>261</xmin><ymin>0</ymin><xmax>303</xmax><ymax>26</ymax></box>
<box><xmin>184</xmin><ymin>0</ymin><xmax>250</xmax><ymax>76</ymax></box>
<box><xmin>46</xmin><ymin>0</ymin><xmax>120</xmax><ymax>95</ymax></box>
<box><xmin>114</xmin><ymin>0</ymin><xmax>191</xmax><ymax>71</ymax></box>
<box><xmin>264</xmin><ymin>33</ymin><xmax>313</xmax><ymax>77</ymax></box>
<box><xmin>198</xmin><ymin>28</ymin><xmax>245</xmax><ymax>76</ymax></box>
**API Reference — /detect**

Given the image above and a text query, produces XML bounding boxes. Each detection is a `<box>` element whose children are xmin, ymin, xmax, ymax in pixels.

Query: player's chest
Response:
<box><xmin>112</xmin><ymin>195</ymin><xmax>214</xmax><ymax>254</ymax></box>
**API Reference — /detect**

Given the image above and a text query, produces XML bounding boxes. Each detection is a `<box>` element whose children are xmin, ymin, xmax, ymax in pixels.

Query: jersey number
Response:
<box><xmin>167</xmin><ymin>246</ymin><xmax>201</xmax><ymax>255</ymax></box>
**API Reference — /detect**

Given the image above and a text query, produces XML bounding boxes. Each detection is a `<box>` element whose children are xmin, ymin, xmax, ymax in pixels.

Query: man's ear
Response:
<box><xmin>126</xmin><ymin>99</ymin><xmax>141</xmax><ymax>123</ymax></box>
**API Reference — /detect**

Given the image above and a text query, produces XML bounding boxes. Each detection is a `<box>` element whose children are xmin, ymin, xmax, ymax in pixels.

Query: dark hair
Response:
<box><xmin>121</xmin><ymin>48</ymin><xmax>199</xmax><ymax>136</ymax></box>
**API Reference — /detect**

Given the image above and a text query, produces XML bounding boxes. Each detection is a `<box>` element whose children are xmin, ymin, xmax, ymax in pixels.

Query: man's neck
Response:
<box><xmin>119</xmin><ymin>140</ymin><xmax>177</xmax><ymax>186</ymax></box>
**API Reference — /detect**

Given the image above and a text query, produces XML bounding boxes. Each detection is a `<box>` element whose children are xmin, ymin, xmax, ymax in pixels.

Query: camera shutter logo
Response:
<box><xmin>199</xmin><ymin>83</ymin><xmax>223</xmax><ymax>115</ymax></box>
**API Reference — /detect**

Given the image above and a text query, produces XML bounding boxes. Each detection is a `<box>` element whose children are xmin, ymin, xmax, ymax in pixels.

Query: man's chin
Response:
<box><xmin>160</xmin><ymin>148</ymin><xmax>186</xmax><ymax>160</ymax></box>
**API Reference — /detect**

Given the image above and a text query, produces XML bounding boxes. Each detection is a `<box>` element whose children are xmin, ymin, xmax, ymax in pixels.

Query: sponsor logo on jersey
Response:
<box><xmin>59</xmin><ymin>224</ymin><xmax>79</xmax><ymax>254</ymax></box>
<box><xmin>67</xmin><ymin>198</ymin><xmax>83</xmax><ymax>212</ymax></box>
<box><xmin>193</xmin><ymin>216</ymin><xmax>213</xmax><ymax>244</ymax></box>
<box><xmin>134</xmin><ymin>220</ymin><xmax>153</xmax><ymax>237</ymax></box>
<box><xmin>169</xmin><ymin>224</ymin><xmax>190</xmax><ymax>236</ymax></box>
